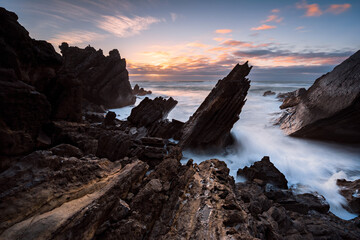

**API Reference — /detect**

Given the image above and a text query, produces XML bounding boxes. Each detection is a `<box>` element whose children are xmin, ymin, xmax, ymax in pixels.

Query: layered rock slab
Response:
<box><xmin>180</xmin><ymin>62</ymin><xmax>251</xmax><ymax>149</ymax></box>
<box><xmin>279</xmin><ymin>50</ymin><xmax>360</xmax><ymax>142</ymax></box>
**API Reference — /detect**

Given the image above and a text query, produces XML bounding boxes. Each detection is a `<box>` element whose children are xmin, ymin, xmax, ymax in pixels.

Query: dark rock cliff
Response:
<box><xmin>60</xmin><ymin>43</ymin><xmax>135</xmax><ymax>109</ymax></box>
<box><xmin>279</xmin><ymin>50</ymin><xmax>360</xmax><ymax>143</ymax></box>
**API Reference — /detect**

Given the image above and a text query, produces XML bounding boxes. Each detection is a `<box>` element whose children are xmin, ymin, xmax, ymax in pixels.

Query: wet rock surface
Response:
<box><xmin>277</xmin><ymin>88</ymin><xmax>306</xmax><ymax>109</ymax></box>
<box><xmin>278</xmin><ymin>50</ymin><xmax>360</xmax><ymax>143</ymax></box>
<box><xmin>133</xmin><ymin>84</ymin><xmax>152</xmax><ymax>96</ymax></box>
<box><xmin>337</xmin><ymin>179</ymin><xmax>360</xmax><ymax>214</ymax></box>
<box><xmin>263</xmin><ymin>90</ymin><xmax>276</xmax><ymax>96</ymax></box>
<box><xmin>180</xmin><ymin>62</ymin><xmax>251</xmax><ymax>150</ymax></box>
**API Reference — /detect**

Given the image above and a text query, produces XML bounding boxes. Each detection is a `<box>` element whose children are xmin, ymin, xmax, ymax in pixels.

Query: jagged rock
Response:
<box><xmin>59</xmin><ymin>43</ymin><xmax>135</xmax><ymax>108</ymax></box>
<box><xmin>237</xmin><ymin>156</ymin><xmax>288</xmax><ymax>189</ymax></box>
<box><xmin>279</xmin><ymin>50</ymin><xmax>360</xmax><ymax>142</ymax></box>
<box><xmin>180</xmin><ymin>62</ymin><xmax>251</xmax><ymax>149</ymax></box>
<box><xmin>128</xmin><ymin>97</ymin><xmax>177</xmax><ymax>128</ymax></box>
<box><xmin>277</xmin><ymin>88</ymin><xmax>306</xmax><ymax>109</ymax></box>
<box><xmin>337</xmin><ymin>179</ymin><xmax>360</xmax><ymax>214</ymax></box>
<box><xmin>133</xmin><ymin>84</ymin><xmax>152</xmax><ymax>96</ymax></box>
<box><xmin>263</xmin><ymin>90</ymin><xmax>275</xmax><ymax>96</ymax></box>
<box><xmin>0</xmin><ymin>7</ymin><xmax>83</xmax><ymax>156</ymax></box>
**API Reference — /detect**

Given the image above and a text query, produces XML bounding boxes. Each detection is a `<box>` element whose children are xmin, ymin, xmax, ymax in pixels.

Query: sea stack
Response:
<box><xmin>179</xmin><ymin>62</ymin><xmax>251</xmax><ymax>150</ymax></box>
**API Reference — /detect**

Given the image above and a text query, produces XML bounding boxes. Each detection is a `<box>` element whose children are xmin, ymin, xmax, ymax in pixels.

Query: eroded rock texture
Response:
<box><xmin>279</xmin><ymin>50</ymin><xmax>360</xmax><ymax>143</ymax></box>
<box><xmin>337</xmin><ymin>179</ymin><xmax>360</xmax><ymax>214</ymax></box>
<box><xmin>60</xmin><ymin>43</ymin><xmax>135</xmax><ymax>109</ymax></box>
<box><xmin>180</xmin><ymin>62</ymin><xmax>251</xmax><ymax>149</ymax></box>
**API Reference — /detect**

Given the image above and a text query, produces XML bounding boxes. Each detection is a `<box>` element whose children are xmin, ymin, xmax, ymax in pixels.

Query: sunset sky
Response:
<box><xmin>2</xmin><ymin>0</ymin><xmax>360</xmax><ymax>81</ymax></box>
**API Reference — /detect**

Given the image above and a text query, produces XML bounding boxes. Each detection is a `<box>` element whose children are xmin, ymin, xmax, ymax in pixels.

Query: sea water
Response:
<box><xmin>111</xmin><ymin>79</ymin><xmax>360</xmax><ymax>220</ymax></box>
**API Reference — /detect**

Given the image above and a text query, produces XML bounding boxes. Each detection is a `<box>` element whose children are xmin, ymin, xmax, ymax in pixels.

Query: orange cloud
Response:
<box><xmin>272</xmin><ymin>9</ymin><xmax>280</xmax><ymax>13</ymax></box>
<box><xmin>186</xmin><ymin>42</ymin><xmax>209</xmax><ymax>48</ymax></box>
<box><xmin>326</xmin><ymin>4</ymin><xmax>351</xmax><ymax>14</ymax></box>
<box><xmin>215</xmin><ymin>29</ymin><xmax>232</xmax><ymax>34</ymax></box>
<box><xmin>221</xmin><ymin>40</ymin><xmax>270</xmax><ymax>48</ymax></box>
<box><xmin>251</xmin><ymin>24</ymin><xmax>276</xmax><ymax>31</ymax></box>
<box><xmin>213</xmin><ymin>37</ymin><xmax>225</xmax><ymax>42</ymax></box>
<box><xmin>208</xmin><ymin>47</ymin><xmax>230</xmax><ymax>52</ymax></box>
<box><xmin>263</xmin><ymin>15</ymin><xmax>283</xmax><ymax>23</ymax></box>
<box><xmin>296</xmin><ymin>1</ymin><xmax>322</xmax><ymax>17</ymax></box>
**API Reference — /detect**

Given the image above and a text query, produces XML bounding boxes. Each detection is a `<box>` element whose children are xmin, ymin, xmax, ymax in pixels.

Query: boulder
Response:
<box><xmin>279</xmin><ymin>50</ymin><xmax>360</xmax><ymax>142</ymax></box>
<box><xmin>180</xmin><ymin>62</ymin><xmax>251</xmax><ymax>149</ymax></box>
<box><xmin>237</xmin><ymin>156</ymin><xmax>288</xmax><ymax>189</ymax></box>
<box><xmin>277</xmin><ymin>88</ymin><xmax>306</xmax><ymax>109</ymax></box>
<box><xmin>133</xmin><ymin>84</ymin><xmax>152</xmax><ymax>96</ymax></box>
<box><xmin>59</xmin><ymin>43</ymin><xmax>135</xmax><ymax>109</ymax></box>
<box><xmin>263</xmin><ymin>90</ymin><xmax>275</xmax><ymax>96</ymax></box>
<box><xmin>128</xmin><ymin>97</ymin><xmax>177</xmax><ymax>128</ymax></box>
<box><xmin>103</xmin><ymin>111</ymin><xmax>116</xmax><ymax>126</ymax></box>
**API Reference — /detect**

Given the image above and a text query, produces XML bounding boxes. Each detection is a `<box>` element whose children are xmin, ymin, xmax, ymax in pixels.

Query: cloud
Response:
<box><xmin>296</xmin><ymin>1</ymin><xmax>322</xmax><ymax>17</ymax></box>
<box><xmin>233</xmin><ymin>49</ymin><xmax>353</xmax><ymax>66</ymax></box>
<box><xmin>263</xmin><ymin>15</ymin><xmax>283</xmax><ymax>23</ymax></box>
<box><xmin>251</xmin><ymin>24</ymin><xmax>277</xmax><ymax>31</ymax></box>
<box><xmin>215</xmin><ymin>29</ymin><xmax>232</xmax><ymax>34</ymax></box>
<box><xmin>97</xmin><ymin>15</ymin><xmax>162</xmax><ymax>38</ymax></box>
<box><xmin>186</xmin><ymin>42</ymin><xmax>209</xmax><ymax>48</ymax></box>
<box><xmin>170</xmin><ymin>12</ymin><xmax>178</xmax><ymax>22</ymax></box>
<box><xmin>272</xmin><ymin>9</ymin><xmax>280</xmax><ymax>13</ymax></box>
<box><xmin>296</xmin><ymin>26</ymin><xmax>305</xmax><ymax>30</ymax></box>
<box><xmin>48</xmin><ymin>30</ymin><xmax>105</xmax><ymax>46</ymax></box>
<box><xmin>213</xmin><ymin>37</ymin><xmax>225</xmax><ymax>42</ymax></box>
<box><xmin>326</xmin><ymin>4</ymin><xmax>351</xmax><ymax>15</ymax></box>
<box><xmin>221</xmin><ymin>40</ymin><xmax>270</xmax><ymax>48</ymax></box>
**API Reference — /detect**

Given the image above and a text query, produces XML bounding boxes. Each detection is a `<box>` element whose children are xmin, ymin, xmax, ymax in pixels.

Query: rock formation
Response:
<box><xmin>337</xmin><ymin>179</ymin><xmax>360</xmax><ymax>214</ymax></box>
<box><xmin>277</xmin><ymin>88</ymin><xmax>306</xmax><ymax>109</ymax></box>
<box><xmin>60</xmin><ymin>43</ymin><xmax>135</xmax><ymax>109</ymax></box>
<box><xmin>278</xmin><ymin>51</ymin><xmax>360</xmax><ymax>142</ymax></box>
<box><xmin>133</xmin><ymin>84</ymin><xmax>152</xmax><ymax>96</ymax></box>
<box><xmin>263</xmin><ymin>90</ymin><xmax>275</xmax><ymax>96</ymax></box>
<box><xmin>179</xmin><ymin>62</ymin><xmax>251</xmax><ymax>149</ymax></box>
<box><xmin>128</xmin><ymin>97</ymin><xmax>177</xmax><ymax>127</ymax></box>
<box><xmin>237</xmin><ymin>156</ymin><xmax>288</xmax><ymax>189</ymax></box>
<box><xmin>126</xmin><ymin>96</ymin><xmax>183</xmax><ymax>140</ymax></box>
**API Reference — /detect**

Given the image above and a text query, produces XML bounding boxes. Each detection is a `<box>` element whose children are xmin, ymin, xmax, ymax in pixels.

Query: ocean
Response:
<box><xmin>111</xmin><ymin>79</ymin><xmax>360</xmax><ymax>220</ymax></box>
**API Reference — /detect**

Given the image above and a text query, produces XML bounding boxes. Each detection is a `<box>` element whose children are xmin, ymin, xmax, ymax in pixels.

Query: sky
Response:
<box><xmin>2</xmin><ymin>0</ymin><xmax>360</xmax><ymax>81</ymax></box>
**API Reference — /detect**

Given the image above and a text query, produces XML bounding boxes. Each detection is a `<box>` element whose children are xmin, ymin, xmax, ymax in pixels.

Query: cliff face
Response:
<box><xmin>279</xmin><ymin>50</ymin><xmax>360</xmax><ymax>142</ymax></box>
<box><xmin>60</xmin><ymin>43</ymin><xmax>135</xmax><ymax>109</ymax></box>
<box><xmin>0</xmin><ymin>7</ymin><xmax>135</xmax><ymax>155</ymax></box>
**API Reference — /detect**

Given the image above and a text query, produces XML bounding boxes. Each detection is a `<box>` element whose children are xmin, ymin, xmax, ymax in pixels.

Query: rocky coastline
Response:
<box><xmin>0</xmin><ymin>7</ymin><xmax>359</xmax><ymax>240</ymax></box>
